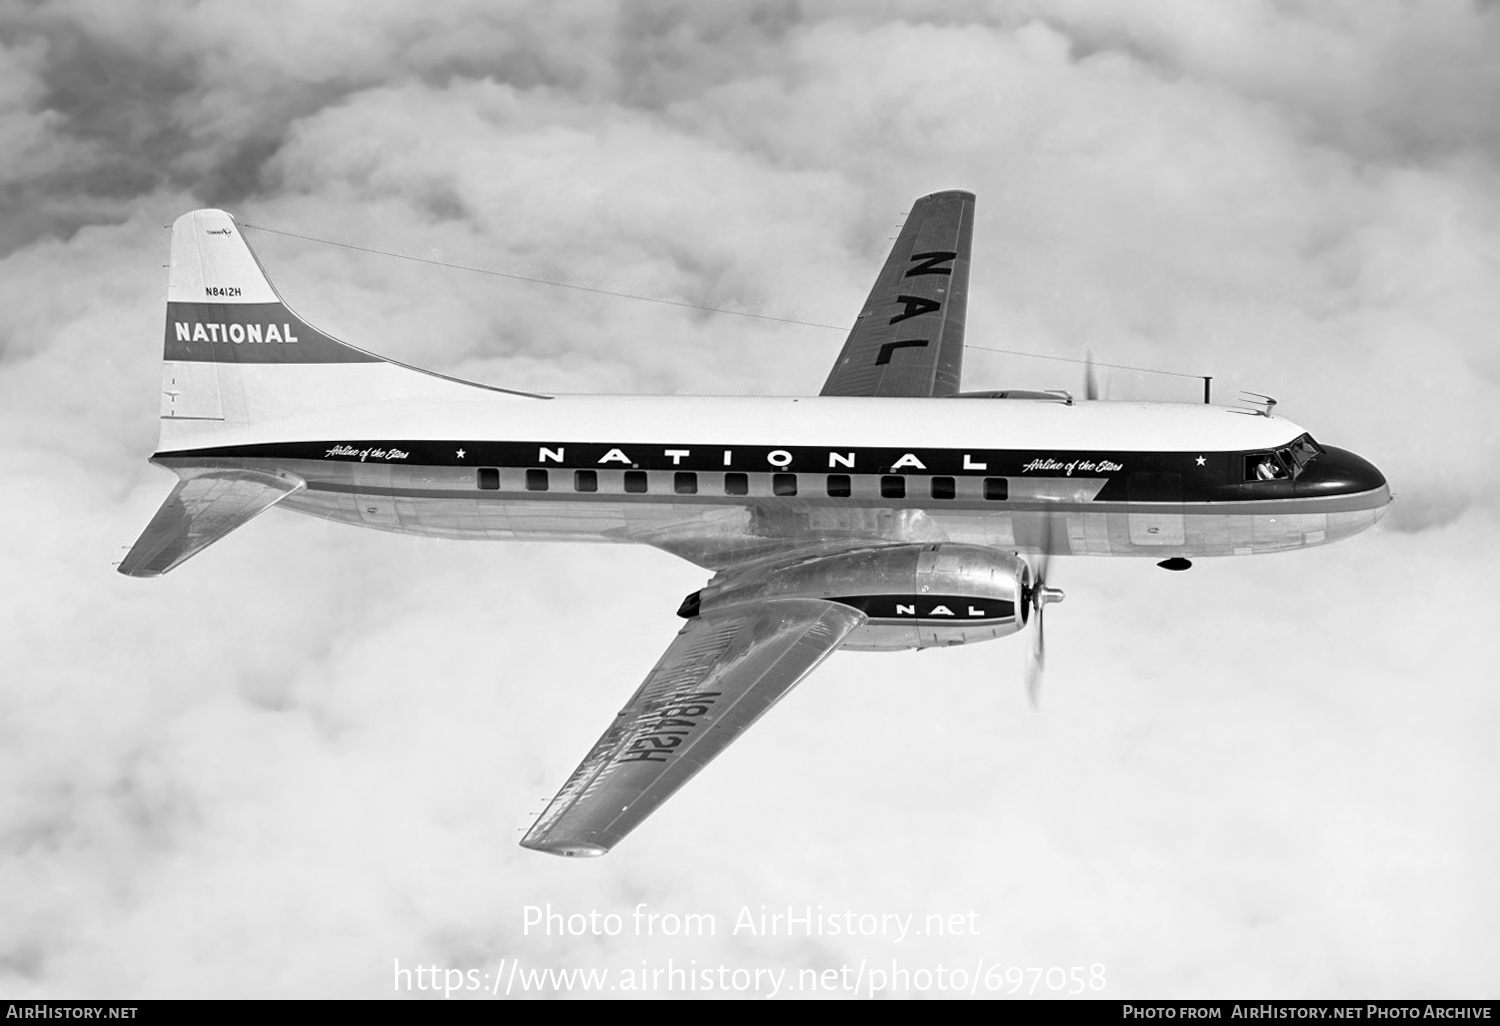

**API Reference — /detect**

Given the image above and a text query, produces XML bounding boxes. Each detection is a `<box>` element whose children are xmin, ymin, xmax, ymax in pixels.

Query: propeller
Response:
<box><xmin>1022</xmin><ymin>522</ymin><xmax>1066</xmax><ymax>709</ymax></box>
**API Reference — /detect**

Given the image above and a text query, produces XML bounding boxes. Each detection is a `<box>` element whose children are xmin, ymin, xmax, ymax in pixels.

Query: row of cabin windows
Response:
<box><xmin>477</xmin><ymin>468</ymin><xmax>1010</xmax><ymax>501</ymax></box>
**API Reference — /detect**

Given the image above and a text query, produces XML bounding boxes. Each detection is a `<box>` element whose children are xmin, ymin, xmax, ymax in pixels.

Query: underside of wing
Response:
<box><xmin>820</xmin><ymin>189</ymin><xmax>975</xmax><ymax>398</ymax></box>
<box><xmin>118</xmin><ymin>467</ymin><xmax>305</xmax><ymax>577</ymax></box>
<box><xmin>521</xmin><ymin>598</ymin><xmax>868</xmax><ymax>857</ymax></box>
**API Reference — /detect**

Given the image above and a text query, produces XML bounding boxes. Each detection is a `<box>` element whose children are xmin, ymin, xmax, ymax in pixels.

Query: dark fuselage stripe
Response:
<box><xmin>157</xmin><ymin>439</ymin><xmax>1226</xmax><ymax>477</ymax></box>
<box><xmin>155</xmin><ymin>439</ymin><xmax>1311</xmax><ymax>505</ymax></box>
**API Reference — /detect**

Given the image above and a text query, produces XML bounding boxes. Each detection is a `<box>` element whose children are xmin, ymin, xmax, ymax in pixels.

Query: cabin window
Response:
<box><xmin>525</xmin><ymin>469</ymin><xmax>548</xmax><ymax>491</ymax></box>
<box><xmin>724</xmin><ymin>473</ymin><xmax>749</xmax><ymax>496</ymax></box>
<box><xmin>773</xmin><ymin>474</ymin><xmax>798</xmax><ymax>497</ymax></box>
<box><xmin>624</xmin><ymin>471</ymin><xmax>648</xmax><ymax>493</ymax></box>
<box><xmin>984</xmin><ymin>478</ymin><xmax>1008</xmax><ymax>500</ymax></box>
<box><xmin>574</xmin><ymin>470</ymin><xmax>597</xmax><ymax>493</ymax></box>
<box><xmin>674</xmin><ymin>472</ymin><xmax>698</xmax><ymax>495</ymax></box>
<box><xmin>477</xmin><ymin>468</ymin><xmax>499</xmax><ymax>490</ymax></box>
<box><xmin>931</xmin><ymin>476</ymin><xmax>955</xmax><ymax>499</ymax></box>
<box><xmin>826</xmin><ymin>474</ymin><xmax>851</xmax><ymax>498</ymax></box>
<box><xmin>881</xmin><ymin>476</ymin><xmax>906</xmax><ymax>499</ymax></box>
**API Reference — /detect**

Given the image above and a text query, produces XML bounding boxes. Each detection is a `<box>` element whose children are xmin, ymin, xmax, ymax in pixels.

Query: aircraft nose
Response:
<box><xmin>1296</xmin><ymin>446</ymin><xmax>1389</xmax><ymax>502</ymax></box>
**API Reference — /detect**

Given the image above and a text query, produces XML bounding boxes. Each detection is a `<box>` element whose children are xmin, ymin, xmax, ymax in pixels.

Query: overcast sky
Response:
<box><xmin>1</xmin><ymin>0</ymin><xmax>1496</xmax><ymax>1000</ymax></box>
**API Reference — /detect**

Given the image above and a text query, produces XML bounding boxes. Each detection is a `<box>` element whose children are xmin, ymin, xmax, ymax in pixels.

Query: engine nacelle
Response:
<box><xmin>689</xmin><ymin>544</ymin><xmax>1031</xmax><ymax>651</ymax></box>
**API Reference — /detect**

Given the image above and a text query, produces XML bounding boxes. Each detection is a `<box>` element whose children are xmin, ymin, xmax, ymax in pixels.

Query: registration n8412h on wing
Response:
<box><xmin>121</xmin><ymin>192</ymin><xmax>1391</xmax><ymax>856</ymax></box>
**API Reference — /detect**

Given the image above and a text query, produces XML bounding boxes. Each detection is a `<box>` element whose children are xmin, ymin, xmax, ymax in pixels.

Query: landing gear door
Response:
<box><xmin>1127</xmin><ymin>472</ymin><xmax>1185</xmax><ymax>546</ymax></box>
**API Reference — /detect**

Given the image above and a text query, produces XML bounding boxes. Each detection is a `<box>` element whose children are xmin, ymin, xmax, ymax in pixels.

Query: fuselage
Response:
<box><xmin>154</xmin><ymin>391</ymin><xmax>1391</xmax><ymax>571</ymax></box>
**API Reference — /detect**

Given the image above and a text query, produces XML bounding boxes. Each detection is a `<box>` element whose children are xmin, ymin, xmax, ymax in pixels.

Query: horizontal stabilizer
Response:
<box><xmin>118</xmin><ymin>468</ymin><xmax>304</xmax><ymax>577</ymax></box>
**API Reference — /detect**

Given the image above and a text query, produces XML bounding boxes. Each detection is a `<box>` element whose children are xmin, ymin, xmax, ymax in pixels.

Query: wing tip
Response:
<box><xmin>519</xmin><ymin>838</ymin><xmax>611</xmax><ymax>859</ymax></box>
<box><xmin>920</xmin><ymin>188</ymin><xmax>976</xmax><ymax>203</ymax></box>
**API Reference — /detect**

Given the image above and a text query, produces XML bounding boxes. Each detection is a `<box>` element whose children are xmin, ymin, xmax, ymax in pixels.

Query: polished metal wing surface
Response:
<box><xmin>820</xmin><ymin>189</ymin><xmax>975</xmax><ymax>398</ymax></box>
<box><xmin>520</xmin><ymin>598</ymin><xmax>868</xmax><ymax>856</ymax></box>
<box><xmin>118</xmin><ymin>468</ymin><xmax>305</xmax><ymax>577</ymax></box>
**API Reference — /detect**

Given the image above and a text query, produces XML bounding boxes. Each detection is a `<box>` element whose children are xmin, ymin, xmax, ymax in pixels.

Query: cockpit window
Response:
<box><xmin>1243</xmin><ymin>435</ymin><xmax>1321</xmax><ymax>482</ymax></box>
<box><xmin>1246</xmin><ymin>453</ymin><xmax>1290</xmax><ymax>481</ymax></box>
<box><xmin>1288</xmin><ymin>434</ymin><xmax>1323</xmax><ymax>470</ymax></box>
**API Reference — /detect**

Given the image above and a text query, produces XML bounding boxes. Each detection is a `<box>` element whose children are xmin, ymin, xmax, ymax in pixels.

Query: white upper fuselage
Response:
<box><xmin>162</xmin><ymin>370</ymin><xmax>1308</xmax><ymax>454</ymax></box>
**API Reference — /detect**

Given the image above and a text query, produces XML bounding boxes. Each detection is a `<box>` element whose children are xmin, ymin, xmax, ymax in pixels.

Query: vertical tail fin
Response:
<box><xmin>157</xmin><ymin>210</ymin><xmax>542</xmax><ymax>447</ymax></box>
<box><xmin>159</xmin><ymin>209</ymin><xmax>388</xmax><ymax>430</ymax></box>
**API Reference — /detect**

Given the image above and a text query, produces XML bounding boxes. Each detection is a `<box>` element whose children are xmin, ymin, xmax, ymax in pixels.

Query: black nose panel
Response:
<box><xmin>1295</xmin><ymin>446</ymin><xmax>1387</xmax><ymax>497</ymax></box>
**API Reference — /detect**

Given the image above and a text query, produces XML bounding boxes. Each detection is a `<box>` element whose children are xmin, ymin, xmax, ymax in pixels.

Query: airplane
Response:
<box><xmin>119</xmin><ymin>191</ymin><xmax>1391</xmax><ymax>857</ymax></box>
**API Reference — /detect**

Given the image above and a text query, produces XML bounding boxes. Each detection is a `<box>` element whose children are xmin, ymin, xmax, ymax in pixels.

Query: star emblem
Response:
<box><xmin>456</xmin><ymin>448</ymin><xmax>466</xmax><ymax>459</ymax></box>
<box><xmin>1195</xmin><ymin>456</ymin><xmax>1206</xmax><ymax>466</ymax></box>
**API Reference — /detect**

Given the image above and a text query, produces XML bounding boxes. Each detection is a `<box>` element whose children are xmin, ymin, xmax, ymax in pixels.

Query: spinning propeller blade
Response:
<box><xmin>1023</xmin><ymin>520</ymin><xmax>1065</xmax><ymax>709</ymax></box>
<box><xmin>1084</xmin><ymin>349</ymin><xmax>1101</xmax><ymax>401</ymax></box>
<box><xmin>1025</xmin><ymin>596</ymin><xmax>1047</xmax><ymax>709</ymax></box>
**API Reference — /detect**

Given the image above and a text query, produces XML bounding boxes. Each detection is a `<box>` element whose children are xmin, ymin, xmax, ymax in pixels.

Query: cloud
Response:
<box><xmin>0</xmin><ymin>0</ymin><xmax>1496</xmax><ymax>1000</ymax></box>
<box><xmin>1039</xmin><ymin>0</ymin><xmax>1500</xmax><ymax>162</ymax></box>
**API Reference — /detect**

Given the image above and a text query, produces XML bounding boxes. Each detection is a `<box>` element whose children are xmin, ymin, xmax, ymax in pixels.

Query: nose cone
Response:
<box><xmin>1296</xmin><ymin>446</ymin><xmax>1390</xmax><ymax>507</ymax></box>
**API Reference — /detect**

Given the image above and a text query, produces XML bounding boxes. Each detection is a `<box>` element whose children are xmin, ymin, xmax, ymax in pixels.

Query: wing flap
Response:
<box><xmin>820</xmin><ymin>189</ymin><xmax>975</xmax><ymax>397</ymax></box>
<box><xmin>521</xmin><ymin>599</ymin><xmax>867</xmax><ymax>856</ymax></box>
<box><xmin>118</xmin><ymin>467</ymin><xmax>305</xmax><ymax>578</ymax></box>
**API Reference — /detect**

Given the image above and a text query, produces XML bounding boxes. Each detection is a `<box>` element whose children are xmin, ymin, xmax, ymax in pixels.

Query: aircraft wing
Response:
<box><xmin>820</xmin><ymin>189</ymin><xmax>975</xmax><ymax>398</ymax></box>
<box><xmin>521</xmin><ymin>598</ymin><xmax>867</xmax><ymax>856</ymax></box>
<box><xmin>118</xmin><ymin>468</ymin><xmax>305</xmax><ymax>577</ymax></box>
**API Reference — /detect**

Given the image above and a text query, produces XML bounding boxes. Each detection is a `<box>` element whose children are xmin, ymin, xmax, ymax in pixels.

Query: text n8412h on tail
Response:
<box><xmin>121</xmin><ymin>193</ymin><xmax>1391</xmax><ymax>857</ymax></box>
